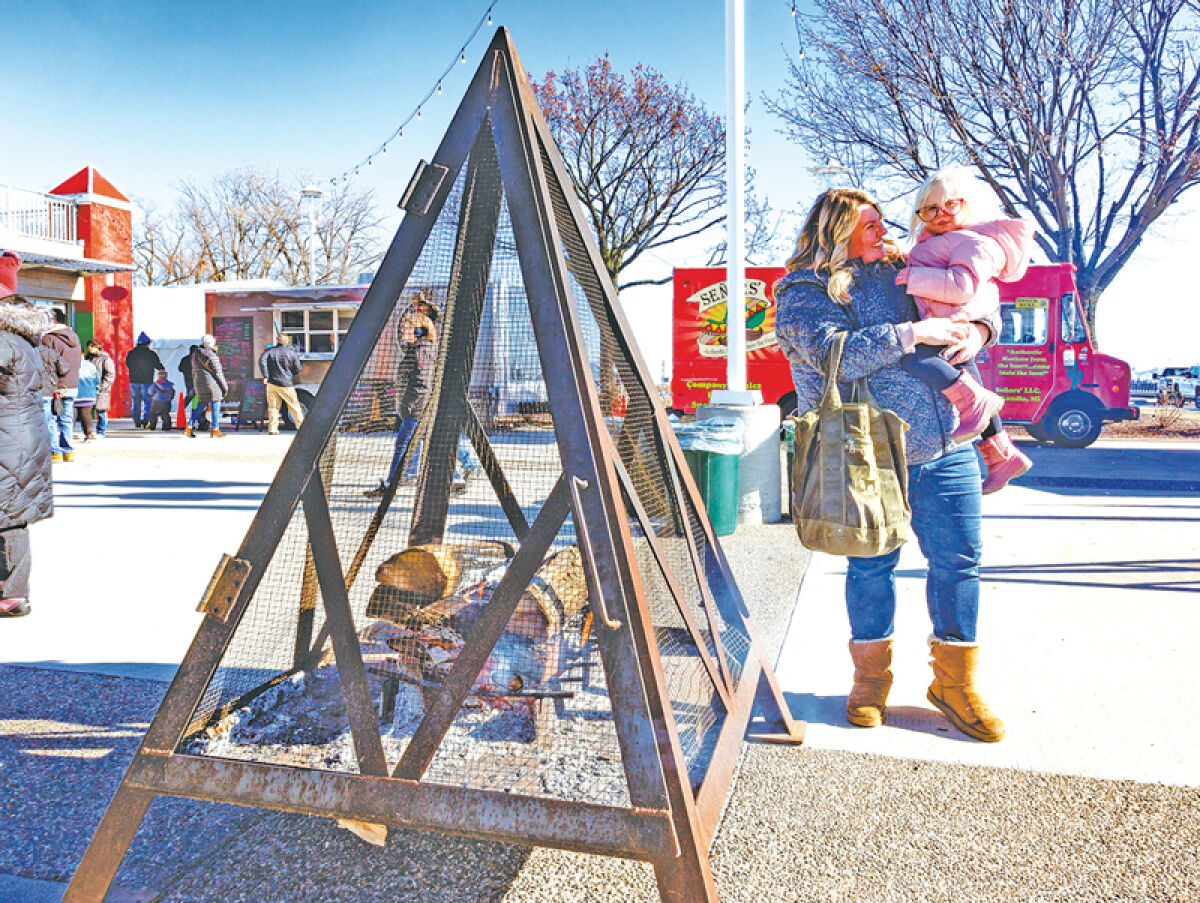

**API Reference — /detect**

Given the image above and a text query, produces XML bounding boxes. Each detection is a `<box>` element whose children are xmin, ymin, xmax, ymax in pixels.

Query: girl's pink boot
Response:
<box><xmin>943</xmin><ymin>372</ymin><xmax>1005</xmax><ymax>442</ymax></box>
<box><xmin>978</xmin><ymin>430</ymin><xmax>1032</xmax><ymax>494</ymax></box>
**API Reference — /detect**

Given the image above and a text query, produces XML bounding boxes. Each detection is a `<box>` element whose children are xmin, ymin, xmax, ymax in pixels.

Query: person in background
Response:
<box><xmin>126</xmin><ymin>332</ymin><xmax>163</xmax><ymax>428</ymax></box>
<box><xmin>186</xmin><ymin>334</ymin><xmax>227</xmax><ymax>438</ymax></box>
<box><xmin>364</xmin><ymin>293</ymin><xmax>481</xmax><ymax>498</ymax></box>
<box><xmin>178</xmin><ymin>344</ymin><xmax>206</xmax><ymax>430</ymax></box>
<box><xmin>85</xmin><ymin>340</ymin><xmax>116</xmax><ymax>438</ymax></box>
<box><xmin>0</xmin><ymin>252</ymin><xmax>54</xmax><ymax>618</ymax></box>
<box><xmin>38</xmin><ymin>336</ymin><xmax>68</xmax><ymax>448</ymax></box>
<box><xmin>144</xmin><ymin>369</ymin><xmax>176</xmax><ymax>431</ymax></box>
<box><xmin>41</xmin><ymin>308</ymin><xmax>81</xmax><ymax>463</ymax></box>
<box><xmin>74</xmin><ymin>355</ymin><xmax>99</xmax><ymax>441</ymax></box>
<box><xmin>258</xmin><ymin>334</ymin><xmax>305</xmax><ymax>435</ymax></box>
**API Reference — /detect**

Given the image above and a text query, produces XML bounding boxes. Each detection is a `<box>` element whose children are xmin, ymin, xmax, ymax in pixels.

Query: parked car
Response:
<box><xmin>1154</xmin><ymin>366</ymin><xmax>1200</xmax><ymax>408</ymax></box>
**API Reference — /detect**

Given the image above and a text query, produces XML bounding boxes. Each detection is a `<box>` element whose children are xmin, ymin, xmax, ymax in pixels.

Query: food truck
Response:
<box><xmin>670</xmin><ymin>263</ymin><xmax>1138</xmax><ymax>448</ymax></box>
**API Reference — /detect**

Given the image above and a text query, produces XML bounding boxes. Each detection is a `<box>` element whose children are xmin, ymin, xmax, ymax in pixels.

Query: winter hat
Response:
<box><xmin>137</xmin><ymin>331</ymin><xmax>152</xmax><ymax>344</ymax></box>
<box><xmin>0</xmin><ymin>252</ymin><xmax>21</xmax><ymax>299</ymax></box>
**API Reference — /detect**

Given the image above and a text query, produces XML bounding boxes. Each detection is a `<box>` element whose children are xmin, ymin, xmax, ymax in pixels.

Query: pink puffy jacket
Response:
<box><xmin>905</xmin><ymin>218</ymin><xmax>1035</xmax><ymax>320</ymax></box>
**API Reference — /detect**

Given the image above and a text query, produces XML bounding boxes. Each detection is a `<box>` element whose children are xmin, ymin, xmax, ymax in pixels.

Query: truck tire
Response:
<box><xmin>282</xmin><ymin>389</ymin><xmax>314</xmax><ymax>430</ymax></box>
<box><xmin>1024</xmin><ymin>419</ymin><xmax>1052</xmax><ymax>444</ymax></box>
<box><xmin>1046</xmin><ymin>395</ymin><xmax>1104</xmax><ymax>448</ymax></box>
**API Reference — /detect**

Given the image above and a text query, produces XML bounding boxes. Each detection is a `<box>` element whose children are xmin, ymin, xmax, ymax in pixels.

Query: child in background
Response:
<box><xmin>74</xmin><ymin>356</ymin><xmax>99</xmax><ymax>441</ymax></box>
<box><xmin>895</xmin><ymin>168</ymin><xmax>1035</xmax><ymax>493</ymax></box>
<box><xmin>144</xmin><ymin>369</ymin><xmax>176</xmax><ymax>431</ymax></box>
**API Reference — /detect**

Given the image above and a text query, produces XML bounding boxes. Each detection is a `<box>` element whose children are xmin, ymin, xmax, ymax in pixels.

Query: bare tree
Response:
<box><xmin>534</xmin><ymin>57</ymin><xmax>777</xmax><ymax>290</ymax></box>
<box><xmin>133</xmin><ymin>167</ymin><xmax>384</xmax><ymax>287</ymax></box>
<box><xmin>766</xmin><ymin>0</ymin><xmax>1200</xmax><ymax>335</ymax></box>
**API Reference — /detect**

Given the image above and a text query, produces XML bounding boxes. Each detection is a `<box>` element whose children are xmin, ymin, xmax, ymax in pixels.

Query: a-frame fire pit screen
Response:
<box><xmin>66</xmin><ymin>29</ymin><xmax>803</xmax><ymax>903</ymax></box>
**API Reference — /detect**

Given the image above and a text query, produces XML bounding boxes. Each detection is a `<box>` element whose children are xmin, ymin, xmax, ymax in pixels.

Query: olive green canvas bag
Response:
<box><xmin>790</xmin><ymin>332</ymin><xmax>911</xmax><ymax>557</ymax></box>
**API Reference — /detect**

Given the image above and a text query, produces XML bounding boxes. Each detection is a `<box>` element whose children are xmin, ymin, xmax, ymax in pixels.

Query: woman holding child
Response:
<box><xmin>775</xmin><ymin>172</ymin><xmax>1030</xmax><ymax>743</ymax></box>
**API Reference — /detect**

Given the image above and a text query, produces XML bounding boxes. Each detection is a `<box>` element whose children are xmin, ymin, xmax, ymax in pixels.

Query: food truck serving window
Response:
<box><xmin>999</xmin><ymin>298</ymin><xmax>1048</xmax><ymax>345</ymax></box>
<box><xmin>275</xmin><ymin>307</ymin><xmax>357</xmax><ymax>358</ymax></box>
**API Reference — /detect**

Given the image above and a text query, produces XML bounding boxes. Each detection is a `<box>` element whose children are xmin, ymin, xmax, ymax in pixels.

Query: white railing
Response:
<box><xmin>0</xmin><ymin>182</ymin><xmax>77</xmax><ymax>244</ymax></box>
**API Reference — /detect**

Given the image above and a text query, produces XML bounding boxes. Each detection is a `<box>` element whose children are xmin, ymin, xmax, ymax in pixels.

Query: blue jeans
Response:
<box><xmin>130</xmin><ymin>383</ymin><xmax>152</xmax><ymax>423</ymax></box>
<box><xmin>45</xmin><ymin>396</ymin><xmax>75</xmax><ymax>455</ymax></box>
<box><xmin>190</xmin><ymin>400</ymin><xmax>222</xmax><ymax>429</ymax></box>
<box><xmin>384</xmin><ymin>420</ymin><xmax>479</xmax><ymax>486</ymax></box>
<box><xmin>96</xmin><ymin>410</ymin><xmax>108</xmax><ymax>435</ymax></box>
<box><xmin>845</xmin><ymin>445</ymin><xmax>982</xmax><ymax>643</ymax></box>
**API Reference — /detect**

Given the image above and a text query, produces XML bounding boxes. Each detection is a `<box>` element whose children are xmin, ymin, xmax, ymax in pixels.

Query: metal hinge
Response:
<box><xmin>197</xmin><ymin>554</ymin><xmax>252</xmax><ymax>622</ymax></box>
<box><xmin>398</xmin><ymin>160</ymin><xmax>450</xmax><ymax>216</ymax></box>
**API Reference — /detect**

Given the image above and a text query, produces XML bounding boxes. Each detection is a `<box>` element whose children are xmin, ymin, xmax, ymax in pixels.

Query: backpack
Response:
<box><xmin>790</xmin><ymin>331</ymin><xmax>911</xmax><ymax>557</ymax></box>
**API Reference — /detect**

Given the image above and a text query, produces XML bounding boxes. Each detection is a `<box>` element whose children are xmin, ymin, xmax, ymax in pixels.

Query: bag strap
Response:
<box><xmin>820</xmin><ymin>332</ymin><xmax>847</xmax><ymax>409</ymax></box>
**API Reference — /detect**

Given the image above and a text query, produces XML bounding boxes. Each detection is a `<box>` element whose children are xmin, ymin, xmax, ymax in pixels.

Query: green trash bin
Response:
<box><xmin>682</xmin><ymin>447</ymin><xmax>740</xmax><ymax>537</ymax></box>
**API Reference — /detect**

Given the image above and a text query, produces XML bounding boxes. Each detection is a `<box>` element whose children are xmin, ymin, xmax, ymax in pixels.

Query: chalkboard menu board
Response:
<box><xmin>239</xmin><ymin>379</ymin><xmax>268</xmax><ymax>424</ymax></box>
<box><xmin>212</xmin><ymin>316</ymin><xmax>254</xmax><ymax>382</ymax></box>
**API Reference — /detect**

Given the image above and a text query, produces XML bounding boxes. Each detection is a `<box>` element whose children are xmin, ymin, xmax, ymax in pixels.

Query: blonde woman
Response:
<box><xmin>896</xmin><ymin>168</ymin><xmax>1035</xmax><ymax>492</ymax></box>
<box><xmin>774</xmin><ymin>188</ymin><xmax>1005</xmax><ymax>742</ymax></box>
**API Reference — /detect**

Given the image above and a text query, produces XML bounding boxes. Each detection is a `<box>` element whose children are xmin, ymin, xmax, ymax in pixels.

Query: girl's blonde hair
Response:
<box><xmin>908</xmin><ymin>166</ymin><xmax>994</xmax><ymax>241</ymax></box>
<box><xmin>785</xmin><ymin>188</ymin><xmax>897</xmax><ymax>303</ymax></box>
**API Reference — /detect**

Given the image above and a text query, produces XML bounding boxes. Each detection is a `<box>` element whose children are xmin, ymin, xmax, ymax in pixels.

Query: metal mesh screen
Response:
<box><xmin>178</xmin><ymin>115</ymin><xmax>746</xmax><ymax>809</ymax></box>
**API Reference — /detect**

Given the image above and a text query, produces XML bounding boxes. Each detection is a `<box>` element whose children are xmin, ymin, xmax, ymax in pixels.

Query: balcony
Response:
<box><xmin>0</xmin><ymin>182</ymin><xmax>78</xmax><ymax>246</ymax></box>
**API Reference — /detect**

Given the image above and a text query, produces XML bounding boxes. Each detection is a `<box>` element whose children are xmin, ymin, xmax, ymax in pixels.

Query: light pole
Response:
<box><xmin>300</xmin><ymin>184</ymin><xmax>324</xmax><ymax>284</ymax></box>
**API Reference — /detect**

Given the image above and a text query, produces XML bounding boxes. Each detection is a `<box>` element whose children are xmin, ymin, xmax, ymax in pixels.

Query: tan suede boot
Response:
<box><xmin>847</xmin><ymin>639</ymin><xmax>894</xmax><ymax>727</ymax></box>
<box><xmin>927</xmin><ymin>640</ymin><xmax>1005</xmax><ymax>742</ymax></box>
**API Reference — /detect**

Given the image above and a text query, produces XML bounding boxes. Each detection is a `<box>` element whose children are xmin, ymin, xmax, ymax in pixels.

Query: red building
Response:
<box><xmin>1</xmin><ymin>166</ymin><xmax>135</xmax><ymax>413</ymax></box>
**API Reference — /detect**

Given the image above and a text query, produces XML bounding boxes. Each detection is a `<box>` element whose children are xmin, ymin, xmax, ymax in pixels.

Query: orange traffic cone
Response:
<box><xmin>175</xmin><ymin>393</ymin><xmax>187</xmax><ymax>429</ymax></box>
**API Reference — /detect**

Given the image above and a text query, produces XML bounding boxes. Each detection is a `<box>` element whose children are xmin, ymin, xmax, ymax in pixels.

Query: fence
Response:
<box><xmin>0</xmin><ymin>182</ymin><xmax>77</xmax><ymax>244</ymax></box>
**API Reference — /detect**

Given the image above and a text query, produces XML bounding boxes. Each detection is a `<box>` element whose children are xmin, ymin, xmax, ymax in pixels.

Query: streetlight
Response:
<box><xmin>300</xmin><ymin>184</ymin><xmax>324</xmax><ymax>284</ymax></box>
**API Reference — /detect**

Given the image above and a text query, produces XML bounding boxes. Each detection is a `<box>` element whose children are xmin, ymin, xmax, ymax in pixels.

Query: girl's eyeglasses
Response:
<box><xmin>917</xmin><ymin>197</ymin><xmax>965</xmax><ymax>222</ymax></box>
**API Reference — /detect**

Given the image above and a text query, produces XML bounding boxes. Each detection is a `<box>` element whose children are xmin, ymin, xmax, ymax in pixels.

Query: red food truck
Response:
<box><xmin>671</xmin><ymin>263</ymin><xmax>1138</xmax><ymax>448</ymax></box>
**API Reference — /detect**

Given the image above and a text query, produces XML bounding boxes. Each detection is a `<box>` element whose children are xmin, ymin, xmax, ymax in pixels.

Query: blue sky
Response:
<box><xmin>4</xmin><ymin>0</ymin><xmax>1196</xmax><ymax>371</ymax></box>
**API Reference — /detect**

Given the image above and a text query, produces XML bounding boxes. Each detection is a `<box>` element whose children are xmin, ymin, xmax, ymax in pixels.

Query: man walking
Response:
<box><xmin>40</xmin><ymin>309</ymin><xmax>81</xmax><ymax>462</ymax></box>
<box><xmin>125</xmin><ymin>332</ymin><xmax>162</xmax><ymax>427</ymax></box>
<box><xmin>258</xmin><ymin>335</ymin><xmax>305</xmax><ymax>434</ymax></box>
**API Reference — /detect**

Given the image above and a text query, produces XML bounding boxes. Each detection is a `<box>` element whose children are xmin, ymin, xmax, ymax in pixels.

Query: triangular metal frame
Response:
<box><xmin>64</xmin><ymin>29</ymin><xmax>803</xmax><ymax>903</ymax></box>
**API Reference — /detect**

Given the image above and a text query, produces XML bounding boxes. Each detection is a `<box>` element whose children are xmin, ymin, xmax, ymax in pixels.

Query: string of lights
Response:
<box><xmin>329</xmin><ymin>1</ymin><xmax>499</xmax><ymax>186</ymax></box>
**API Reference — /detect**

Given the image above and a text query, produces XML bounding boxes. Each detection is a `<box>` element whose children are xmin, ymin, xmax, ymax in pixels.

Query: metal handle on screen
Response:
<box><xmin>569</xmin><ymin>476</ymin><xmax>623</xmax><ymax>631</ymax></box>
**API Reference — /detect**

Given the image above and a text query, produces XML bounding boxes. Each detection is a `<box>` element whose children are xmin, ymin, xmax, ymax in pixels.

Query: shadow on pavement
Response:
<box><xmin>0</xmin><ymin>665</ymin><xmax>538</xmax><ymax>902</ymax></box>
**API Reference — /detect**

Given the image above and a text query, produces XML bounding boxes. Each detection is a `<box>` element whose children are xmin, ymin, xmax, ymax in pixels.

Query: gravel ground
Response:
<box><xmin>4</xmin><ymin>522</ymin><xmax>1198</xmax><ymax>901</ymax></box>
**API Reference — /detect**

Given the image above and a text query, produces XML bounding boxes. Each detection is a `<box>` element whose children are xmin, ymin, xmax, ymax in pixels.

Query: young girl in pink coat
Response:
<box><xmin>895</xmin><ymin>168</ymin><xmax>1035</xmax><ymax>493</ymax></box>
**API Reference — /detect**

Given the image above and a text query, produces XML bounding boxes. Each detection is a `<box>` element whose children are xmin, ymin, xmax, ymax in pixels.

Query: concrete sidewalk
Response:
<box><xmin>1</xmin><ymin>428</ymin><xmax>1197</xmax><ymax>901</ymax></box>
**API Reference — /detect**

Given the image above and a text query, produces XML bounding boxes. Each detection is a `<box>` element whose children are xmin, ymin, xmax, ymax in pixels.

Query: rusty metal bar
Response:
<box><xmin>303</xmin><ymin>475</ymin><xmax>389</xmax><ymax>777</ymax></box>
<box><xmin>391</xmin><ymin>474</ymin><xmax>570</xmax><ymax>780</ymax></box>
<box><xmin>411</xmin><ymin>121</ymin><xmax>505</xmax><ymax>547</ymax></box>
<box><xmin>463</xmin><ymin>403</ymin><xmax>530</xmax><ymax>540</ymax></box>
<box><xmin>609</xmin><ymin>452</ymin><xmax>733</xmax><ymax>710</ymax></box>
<box><xmin>693</xmin><ymin>650</ymin><xmax>762</xmax><ymax>843</ymax></box>
<box><xmin>60</xmin><ymin>785</ymin><xmax>157</xmax><ymax>903</ymax></box>
<box><xmin>125</xmin><ymin>751</ymin><xmax>678</xmax><ymax>861</ymax></box>
<box><xmin>293</xmin><ymin>545</ymin><xmax>319</xmax><ymax>668</ymax></box>
<box><xmin>490</xmin><ymin>39</ymin><xmax>718</xmax><ymax>901</ymax></box>
<box><xmin>489</xmin><ymin>51</ymin><xmax>671</xmax><ymax>813</ymax></box>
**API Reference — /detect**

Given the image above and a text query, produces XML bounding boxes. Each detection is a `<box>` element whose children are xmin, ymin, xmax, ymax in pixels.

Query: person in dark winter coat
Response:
<box><xmin>0</xmin><ymin>252</ymin><xmax>54</xmax><ymax>618</ymax></box>
<box><xmin>41</xmin><ymin>308</ymin><xmax>82</xmax><ymax>462</ymax></box>
<box><xmin>144</xmin><ymin>369</ymin><xmax>176</xmax><ymax>431</ymax></box>
<box><xmin>86</xmin><ymin>340</ymin><xmax>116</xmax><ymax>437</ymax></box>
<box><xmin>186</xmin><ymin>334</ymin><xmax>227</xmax><ymax>438</ymax></box>
<box><xmin>258</xmin><ymin>334</ymin><xmax>305</xmax><ymax>434</ymax></box>
<box><xmin>126</xmin><ymin>332</ymin><xmax>163</xmax><ymax>427</ymax></box>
